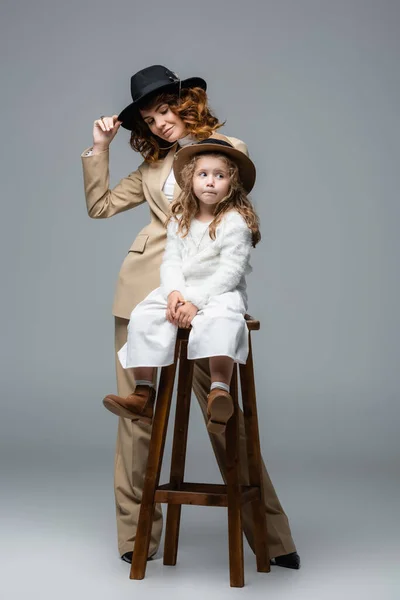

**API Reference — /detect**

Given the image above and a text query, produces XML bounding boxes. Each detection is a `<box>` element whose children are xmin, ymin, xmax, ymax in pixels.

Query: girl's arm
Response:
<box><xmin>160</xmin><ymin>220</ymin><xmax>186</xmax><ymax>299</ymax></box>
<box><xmin>185</xmin><ymin>213</ymin><xmax>252</xmax><ymax>310</ymax></box>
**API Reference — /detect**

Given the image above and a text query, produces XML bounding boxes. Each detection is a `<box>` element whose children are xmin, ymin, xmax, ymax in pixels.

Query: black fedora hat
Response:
<box><xmin>173</xmin><ymin>138</ymin><xmax>256</xmax><ymax>193</ymax></box>
<box><xmin>118</xmin><ymin>65</ymin><xmax>207</xmax><ymax>131</ymax></box>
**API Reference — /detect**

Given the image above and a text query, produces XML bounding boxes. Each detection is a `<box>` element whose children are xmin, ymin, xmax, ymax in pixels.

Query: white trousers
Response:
<box><xmin>118</xmin><ymin>287</ymin><xmax>249</xmax><ymax>369</ymax></box>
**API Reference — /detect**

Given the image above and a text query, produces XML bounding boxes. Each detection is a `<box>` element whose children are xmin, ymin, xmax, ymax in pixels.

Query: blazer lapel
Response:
<box><xmin>147</xmin><ymin>145</ymin><xmax>179</xmax><ymax>216</ymax></box>
<box><xmin>159</xmin><ymin>145</ymin><xmax>176</xmax><ymax>191</ymax></box>
<box><xmin>143</xmin><ymin>145</ymin><xmax>176</xmax><ymax>217</ymax></box>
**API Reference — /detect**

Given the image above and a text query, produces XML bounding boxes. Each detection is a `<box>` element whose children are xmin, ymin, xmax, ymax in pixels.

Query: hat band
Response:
<box><xmin>193</xmin><ymin>139</ymin><xmax>234</xmax><ymax>149</ymax></box>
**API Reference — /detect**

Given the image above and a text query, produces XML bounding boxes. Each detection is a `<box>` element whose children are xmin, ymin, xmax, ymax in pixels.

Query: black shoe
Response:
<box><xmin>121</xmin><ymin>552</ymin><xmax>133</xmax><ymax>564</ymax></box>
<box><xmin>270</xmin><ymin>551</ymin><xmax>300</xmax><ymax>569</ymax></box>
<box><xmin>121</xmin><ymin>551</ymin><xmax>153</xmax><ymax>564</ymax></box>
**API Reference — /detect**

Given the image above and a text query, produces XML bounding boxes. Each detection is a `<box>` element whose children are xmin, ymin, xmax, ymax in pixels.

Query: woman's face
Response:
<box><xmin>140</xmin><ymin>102</ymin><xmax>187</xmax><ymax>142</ymax></box>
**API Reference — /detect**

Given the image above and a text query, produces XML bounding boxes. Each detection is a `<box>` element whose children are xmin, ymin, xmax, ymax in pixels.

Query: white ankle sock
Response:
<box><xmin>210</xmin><ymin>381</ymin><xmax>230</xmax><ymax>393</ymax></box>
<box><xmin>135</xmin><ymin>380</ymin><xmax>155</xmax><ymax>388</ymax></box>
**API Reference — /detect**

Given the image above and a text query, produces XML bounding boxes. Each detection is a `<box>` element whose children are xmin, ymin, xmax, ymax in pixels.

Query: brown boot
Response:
<box><xmin>103</xmin><ymin>385</ymin><xmax>156</xmax><ymax>423</ymax></box>
<box><xmin>206</xmin><ymin>388</ymin><xmax>234</xmax><ymax>434</ymax></box>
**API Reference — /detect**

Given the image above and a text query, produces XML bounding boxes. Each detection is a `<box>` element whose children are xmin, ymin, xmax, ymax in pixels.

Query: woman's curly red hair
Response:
<box><xmin>129</xmin><ymin>87</ymin><xmax>223</xmax><ymax>162</ymax></box>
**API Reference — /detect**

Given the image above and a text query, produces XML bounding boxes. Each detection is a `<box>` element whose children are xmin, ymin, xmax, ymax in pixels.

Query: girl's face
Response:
<box><xmin>192</xmin><ymin>156</ymin><xmax>231</xmax><ymax>207</ymax></box>
<box><xmin>140</xmin><ymin>102</ymin><xmax>187</xmax><ymax>142</ymax></box>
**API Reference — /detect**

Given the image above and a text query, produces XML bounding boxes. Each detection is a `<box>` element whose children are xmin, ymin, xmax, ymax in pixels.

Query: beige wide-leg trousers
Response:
<box><xmin>114</xmin><ymin>317</ymin><xmax>296</xmax><ymax>558</ymax></box>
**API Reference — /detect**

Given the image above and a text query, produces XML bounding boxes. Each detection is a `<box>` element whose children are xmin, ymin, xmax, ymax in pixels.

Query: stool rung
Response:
<box><xmin>155</xmin><ymin>482</ymin><xmax>260</xmax><ymax>507</ymax></box>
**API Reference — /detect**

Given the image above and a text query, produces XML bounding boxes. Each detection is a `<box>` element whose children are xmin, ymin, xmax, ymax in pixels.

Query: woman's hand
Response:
<box><xmin>92</xmin><ymin>115</ymin><xmax>122</xmax><ymax>153</ymax></box>
<box><xmin>166</xmin><ymin>291</ymin><xmax>186</xmax><ymax>324</ymax></box>
<box><xmin>175</xmin><ymin>302</ymin><xmax>198</xmax><ymax>329</ymax></box>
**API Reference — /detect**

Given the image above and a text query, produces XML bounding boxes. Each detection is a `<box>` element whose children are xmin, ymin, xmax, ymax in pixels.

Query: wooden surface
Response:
<box><xmin>130</xmin><ymin>344</ymin><xmax>179</xmax><ymax>580</ymax></box>
<box><xmin>130</xmin><ymin>318</ymin><xmax>269</xmax><ymax>587</ymax></box>
<box><xmin>240</xmin><ymin>334</ymin><xmax>271</xmax><ymax>573</ymax></box>
<box><xmin>163</xmin><ymin>338</ymin><xmax>194</xmax><ymax>566</ymax></box>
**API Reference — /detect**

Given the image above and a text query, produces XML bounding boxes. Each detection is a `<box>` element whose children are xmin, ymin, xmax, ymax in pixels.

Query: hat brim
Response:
<box><xmin>173</xmin><ymin>141</ymin><xmax>256</xmax><ymax>194</ymax></box>
<box><xmin>118</xmin><ymin>77</ymin><xmax>207</xmax><ymax>130</ymax></box>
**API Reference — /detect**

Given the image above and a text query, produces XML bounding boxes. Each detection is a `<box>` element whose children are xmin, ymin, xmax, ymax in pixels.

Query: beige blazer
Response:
<box><xmin>81</xmin><ymin>132</ymin><xmax>249</xmax><ymax>319</ymax></box>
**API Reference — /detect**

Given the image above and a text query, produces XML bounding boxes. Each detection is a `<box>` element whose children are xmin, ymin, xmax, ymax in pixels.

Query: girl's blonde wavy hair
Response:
<box><xmin>169</xmin><ymin>153</ymin><xmax>261</xmax><ymax>247</ymax></box>
<box><xmin>130</xmin><ymin>87</ymin><xmax>223</xmax><ymax>162</ymax></box>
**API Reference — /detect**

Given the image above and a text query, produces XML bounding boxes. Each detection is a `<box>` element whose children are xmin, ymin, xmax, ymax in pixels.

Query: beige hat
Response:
<box><xmin>173</xmin><ymin>138</ymin><xmax>256</xmax><ymax>193</ymax></box>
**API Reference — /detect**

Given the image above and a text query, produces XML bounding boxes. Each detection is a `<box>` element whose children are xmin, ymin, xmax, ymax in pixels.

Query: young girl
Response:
<box><xmin>103</xmin><ymin>138</ymin><xmax>260</xmax><ymax>433</ymax></box>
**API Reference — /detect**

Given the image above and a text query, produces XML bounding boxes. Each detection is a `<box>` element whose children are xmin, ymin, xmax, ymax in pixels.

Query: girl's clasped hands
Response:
<box><xmin>166</xmin><ymin>290</ymin><xmax>198</xmax><ymax>328</ymax></box>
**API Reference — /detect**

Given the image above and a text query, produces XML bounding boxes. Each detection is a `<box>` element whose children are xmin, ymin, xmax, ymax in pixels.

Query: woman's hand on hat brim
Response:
<box><xmin>92</xmin><ymin>114</ymin><xmax>122</xmax><ymax>152</ymax></box>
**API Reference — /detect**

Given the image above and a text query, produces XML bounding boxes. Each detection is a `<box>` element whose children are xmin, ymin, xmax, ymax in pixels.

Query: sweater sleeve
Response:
<box><xmin>160</xmin><ymin>220</ymin><xmax>186</xmax><ymax>299</ymax></box>
<box><xmin>185</xmin><ymin>213</ymin><xmax>252</xmax><ymax>310</ymax></box>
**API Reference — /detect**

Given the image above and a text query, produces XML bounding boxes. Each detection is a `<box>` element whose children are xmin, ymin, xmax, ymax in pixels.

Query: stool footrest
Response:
<box><xmin>155</xmin><ymin>482</ymin><xmax>260</xmax><ymax>507</ymax></box>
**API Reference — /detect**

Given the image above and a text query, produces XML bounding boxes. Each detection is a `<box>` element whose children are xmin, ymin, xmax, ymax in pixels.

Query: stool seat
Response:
<box><xmin>129</xmin><ymin>313</ymin><xmax>269</xmax><ymax>587</ymax></box>
<box><xmin>244</xmin><ymin>313</ymin><xmax>260</xmax><ymax>330</ymax></box>
<box><xmin>178</xmin><ymin>314</ymin><xmax>260</xmax><ymax>341</ymax></box>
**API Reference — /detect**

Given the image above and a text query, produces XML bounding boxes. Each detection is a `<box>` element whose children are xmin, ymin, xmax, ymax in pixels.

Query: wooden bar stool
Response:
<box><xmin>129</xmin><ymin>315</ymin><xmax>270</xmax><ymax>588</ymax></box>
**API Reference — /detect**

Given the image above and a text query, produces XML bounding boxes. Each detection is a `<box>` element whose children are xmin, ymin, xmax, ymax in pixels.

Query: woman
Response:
<box><xmin>81</xmin><ymin>64</ymin><xmax>300</xmax><ymax>569</ymax></box>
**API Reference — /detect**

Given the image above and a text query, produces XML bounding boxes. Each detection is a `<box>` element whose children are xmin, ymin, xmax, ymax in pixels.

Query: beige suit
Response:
<box><xmin>81</xmin><ymin>132</ymin><xmax>296</xmax><ymax>558</ymax></box>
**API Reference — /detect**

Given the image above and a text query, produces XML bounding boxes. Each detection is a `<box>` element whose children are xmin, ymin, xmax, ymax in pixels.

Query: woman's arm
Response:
<box><xmin>185</xmin><ymin>213</ymin><xmax>252</xmax><ymax>310</ymax></box>
<box><xmin>81</xmin><ymin>114</ymin><xmax>146</xmax><ymax>218</ymax></box>
<box><xmin>82</xmin><ymin>149</ymin><xmax>146</xmax><ymax>218</ymax></box>
<box><xmin>160</xmin><ymin>220</ymin><xmax>186</xmax><ymax>299</ymax></box>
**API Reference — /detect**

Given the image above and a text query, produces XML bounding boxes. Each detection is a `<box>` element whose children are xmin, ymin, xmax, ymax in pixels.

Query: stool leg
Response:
<box><xmin>130</xmin><ymin>346</ymin><xmax>179</xmax><ymax>580</ymax></box>
<box><xmin>225</xmin><ymin>366</ymin><xmax>245</xmax><ymax>588</ymax></box>
<box><xmin>164</xmin><ymin>339</ymin><xmax>194</xmax><ymax>566</ymax></box>
<box><xmin>239</xmin><ymin>334</ymin><xmax>270</xmax><ymax>573</ymax></box>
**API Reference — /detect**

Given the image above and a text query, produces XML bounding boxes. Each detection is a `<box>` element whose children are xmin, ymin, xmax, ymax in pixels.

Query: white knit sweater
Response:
<box><xmin>160</xmin><ymin>210</ymin><xmax>253</xmax><ymax>310</ymax></box>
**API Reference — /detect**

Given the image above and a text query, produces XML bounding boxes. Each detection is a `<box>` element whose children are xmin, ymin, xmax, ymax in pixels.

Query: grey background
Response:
<box><xmin>1</xmin><ymin>1</ymin><xmax>399</xmax><ymax>598</ymax></box>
